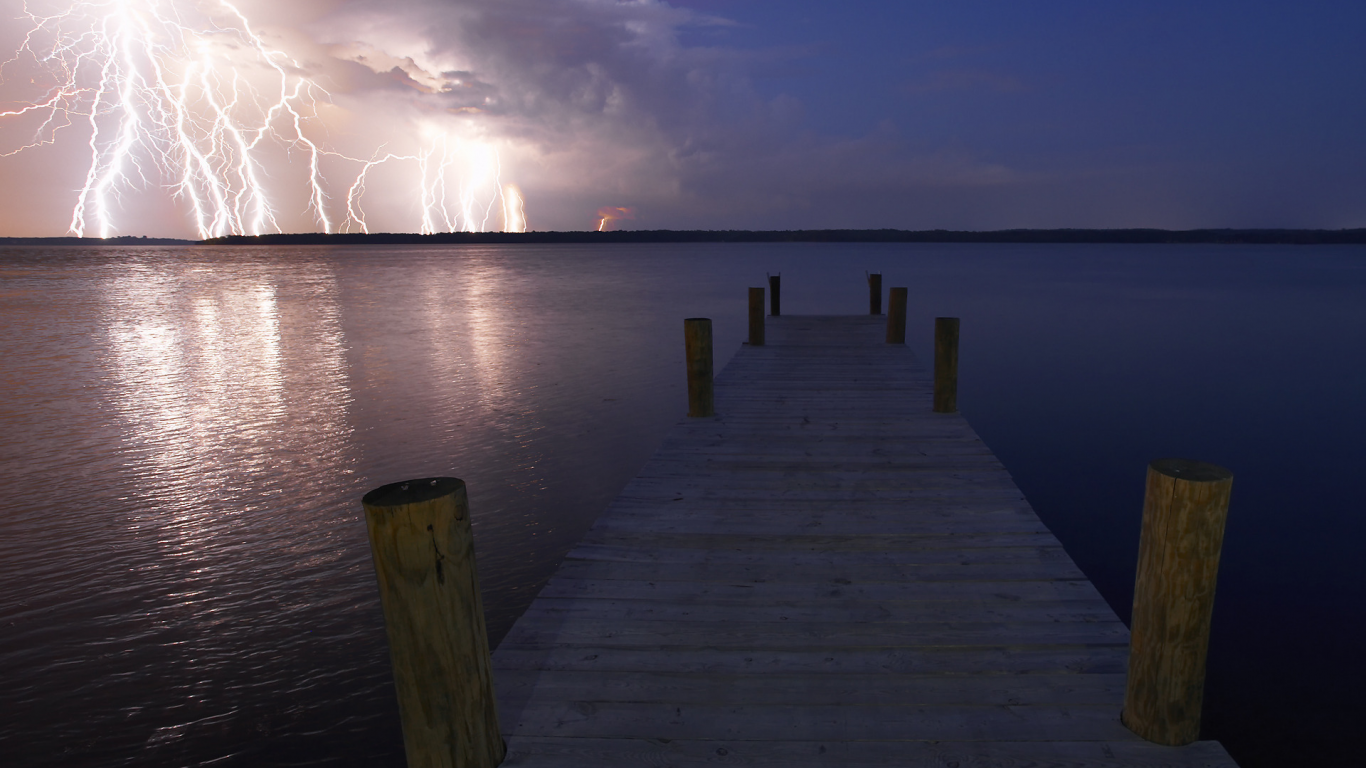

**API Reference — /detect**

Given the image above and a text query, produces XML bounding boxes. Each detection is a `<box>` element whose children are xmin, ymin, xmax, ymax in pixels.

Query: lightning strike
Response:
<box><xmin>503</xmin><ymin>184</ymin><xmax>526</xmax><ymax>233</ymax></box>
<box><xmin>1</xmin><ymin>0</ymin><xmax>527</xmax><ymax>237</ymax></box>
<box><xmin>596</xmin><ymin>206</ymin><xmax>635</xmax><ymax>232</ymax></box>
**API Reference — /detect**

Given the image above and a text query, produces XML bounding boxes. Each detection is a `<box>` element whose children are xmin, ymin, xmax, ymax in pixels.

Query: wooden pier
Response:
<box><xmin>488</xmin><ymin>315</ymin><xmax>1238</xmax><ymax>766</ymax></box>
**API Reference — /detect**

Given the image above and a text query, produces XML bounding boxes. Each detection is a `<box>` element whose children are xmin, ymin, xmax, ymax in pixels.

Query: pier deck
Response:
<box><xmin>492</xmin><ymin>315</ymin><xmax>1237</xmax><ymax>767</ymax></box>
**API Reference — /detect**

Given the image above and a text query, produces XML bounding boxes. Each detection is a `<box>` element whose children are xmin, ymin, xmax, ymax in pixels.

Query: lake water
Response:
<box><xmin>1</xmin><ymin>243</ymin><xmax>1362</xmax><ymax>767</ymax></box>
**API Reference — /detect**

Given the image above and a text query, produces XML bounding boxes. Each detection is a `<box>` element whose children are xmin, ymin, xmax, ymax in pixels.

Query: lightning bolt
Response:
<box><xmin>0</xmin><ymin>0</ymin><xmax>527</xmax><ymax>238</ymax></box>
<box><xmin>503</xmin><ymin>183</ymin><xmax>526</xmax><ymax>234</ymax></box>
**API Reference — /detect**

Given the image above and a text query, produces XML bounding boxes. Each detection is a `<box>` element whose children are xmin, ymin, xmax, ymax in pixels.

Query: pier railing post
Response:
<box><xmin>933</xmin><ymin>317</ymin><xmax>959</xmax><ymax>413</ymax></box>
<box><xmin>768</xmin><ymin>274</ymin><xmax>781</xmax><ymax>316</ymax></box>
<box><xmin>748</xmin><ymin>288</ymin><xmax>765</xmax><ymax>346</ymax></box>
<box><xmin>886</xmin><ymin>287</ymin><xmax>907</xmax><ymax>344</ymax></box>
<box><xmin>868</xmin><ymin>273</ymin><xmax>882</xmax><ymax>314</ymax></box>
<box><xmin>362</xmin><ymin>477</ymin><xmax>505</xmax><ymax>768</ymax></box>
<box><xmin>1123</xmin><ymin>459</ymin><xmax>1234</xmax><ymax>746</ymax></box>
<box><xmin>685</xmin><ymin>318</ymin><xmax>714</xmax><ymax>417</ymax></box>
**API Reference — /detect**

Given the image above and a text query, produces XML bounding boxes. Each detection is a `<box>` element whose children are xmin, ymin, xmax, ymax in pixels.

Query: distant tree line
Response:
<box><xmin>0</xmin><ymin>235</ymin><xmax>197</xmax><ymax>245</ymax></box>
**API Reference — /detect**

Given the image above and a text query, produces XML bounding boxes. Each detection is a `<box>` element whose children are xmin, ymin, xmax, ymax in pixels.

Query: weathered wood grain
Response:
<box><xmin>491</xmin><ymin>315</ymin><xmax>1237</xmax><ymax>766</ymax></box>
<box><xmin>934</xmin><ymin>316</ymin><xmax>960</xmax><ymax>413</ymax></box>
<box><xmin>498</xmin><ymin>617</ymin><xmax>1129</xmax><ymax>649</ymax></box>
<box><xmin>685</xmin><ymin>317</ymin><xmax>714</xmax><ymax>418</ymax></box>
<box><xmin>1123</xmin><ymin>459</ymin><xmax>1234</xmax><ymax>746</ymax></box>
<box><xmin>586</xmin><ymin>515</ymin><xmax>1052</xmax><ymax>537</ymax></box>
<box><xmin>749</xmin><ymin>286</ymin><xmax>765</xmax><ymax>346</ymax></box>
<box><xmin>533</xmin><ymin>575</ymin><xmax>1114</xmax><ymax>604</ymax></box>
<box><xmin>363</xmin><ymin>478</ymin><xmax>505</xmax><ymax>768</ymax></box>
<box><xmin>547</xmin><ymin>558</ymin><xmax>1091</xmax><ymax>584</ymax></box>
<box><xmin>563</xmin><ymin>541</ymin><xmax>1071</xmax><ymax>564</ymax></box>
<box><xmin>887</xmin><ymin>285</ymin><xmax>908</xmax><ymax>344</ymax></box>
<box><xmin>505</xmin><ymin>700</ymin><xmax>1138</xmax><ymax>741</ymax></box>
<box><xmin>494</xmin><ymin>644</ymin><xmax>1133</xmax><ymax>676</ymax></box>
<box><xmin>514</xmin><ymin>597</ymin><xmax>1124</xmax><ymax>625</ymax></box>
<box><xmin>574</xmin><ymin>530</ymin><xmax>1066</xmax><ymax>550</ymax></box>
<box><xmin>501</xmin><ymin>736</ymin><xmax>1238</xmax><ymax>768</ymax></box>
<box><xmin>495</xmin><ymin>669</ymin><xmax>1131</xmax><ymax>706</ymax></box>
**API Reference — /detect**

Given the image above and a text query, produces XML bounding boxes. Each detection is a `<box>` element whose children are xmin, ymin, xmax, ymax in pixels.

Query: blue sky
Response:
<box><xmin>658</xmin><ymin>0</ymin><xmax>1366</xmax><ymax>228</ymax></box>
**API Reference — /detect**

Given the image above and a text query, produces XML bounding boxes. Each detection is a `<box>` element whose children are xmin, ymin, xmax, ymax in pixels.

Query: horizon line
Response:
<box><xmin>2</xmin><ymin>227</ymin><xmax>1366</xmax><ymax>246</ymax></box>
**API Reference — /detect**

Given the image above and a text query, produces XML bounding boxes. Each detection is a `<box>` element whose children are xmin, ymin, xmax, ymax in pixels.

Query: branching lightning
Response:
<box><xmin>0</xmin><ymin>0</ymin><xmax>526</xmax><ymax>237</ymax></box>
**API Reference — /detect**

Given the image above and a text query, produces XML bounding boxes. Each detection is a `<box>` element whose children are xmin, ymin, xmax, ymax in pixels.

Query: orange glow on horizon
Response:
<box><xmin>595</xmin><ymin>206</ymin><xmax>635</xmax><ymax>231</ymax></box>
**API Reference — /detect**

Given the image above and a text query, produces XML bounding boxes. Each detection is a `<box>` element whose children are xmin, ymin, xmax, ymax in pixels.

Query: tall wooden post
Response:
<box><xmin>933</xmin><ymin>317</ymin><xmax>959</xmax><ymax>413</ymax></box>
<box><xmin>362</xmin><ymin>478</ymin><xmax>505</xmax><ymax>768</ymax></box>
<box><xmin>768</xmin><ymin>274</ymin><xmax>781</xmax><ymax>316</ymax></box>
<box><xmin>868</xmin><ymin>273</ymin><xmax>882</xmax><ymax>315</ymax></box>
<box><xmin>886</xmin><ymin>287</ymin><xmax>907</xmax><ymax>344</ymax></box>
<box><xmin>1123</xmin><ymin>459</ymin><xmax>1234</xmax><ymax>746</ymax></box>
<box><xmin>748</xmin><ymin>287</ymin><xmax>765</xmax><ymax>346</ymax></box>
<box><xmin>685</xmin><ymin>318</ymin><xmax>714</xmax><ymax>417</ymax></box>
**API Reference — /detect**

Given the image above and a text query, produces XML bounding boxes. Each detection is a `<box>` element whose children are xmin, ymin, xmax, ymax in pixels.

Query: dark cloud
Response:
<box><xmin>296</xmin><ymin>0</ymin><xmax>1030</xmax><ymax>230</ymax></box>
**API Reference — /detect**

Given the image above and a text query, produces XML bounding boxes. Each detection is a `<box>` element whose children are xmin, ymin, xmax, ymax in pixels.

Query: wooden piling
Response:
<box><xmin>768</xmin><ymin>274</ymin><xmax>781</xmax><ymax>316</ymax></box>
<box><xmin>886</xmin><ymin>287</ymin><xmax>907</xmax><ymax>344</ymax></box>
<box><xmin>748</xmin><ymin>287</ymin><xmax>765</xmax><ymax>346</ymax></box>
<box><xmin>1123</xmin><ymin>459</ymin><xmax>1234</xmax><ymax>746</ymax></box>
<box><xmin>362</xmin><ymin>477</ymin><xmax>505</xmax><ymax>768</ymax></box>
<box><xmin>868</xmin><ymin>273</ymin><xmax>882</xmax><ymax>315</ymax></box>
<box><xmin>933</xmin><ymin>317</ymin><xmax>959</xmax><ymax>413</ymax></box>
<box><xmin>685</xmin><ymin>318</ymin><xmax>714</xmax><ymax>417</ymax></box>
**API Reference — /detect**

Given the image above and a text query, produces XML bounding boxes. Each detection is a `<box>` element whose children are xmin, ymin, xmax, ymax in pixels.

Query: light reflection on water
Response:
<box><xmin>12</xmin><ymin>255</ymin><xmax>376</xmax><ymax>765</ymax></box>
<box><xmin>0</xmin><ymin>245</ymin><xmax>720</xmax><ymax>767</ymax></box>
<box><xmin>0</xmin><ymin>243</ymin><xmax>1362</xmax><ymax>767</ymax></box>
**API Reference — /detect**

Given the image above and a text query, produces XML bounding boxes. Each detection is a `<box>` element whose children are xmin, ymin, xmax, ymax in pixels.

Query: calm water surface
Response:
<box><xmin>0</xmin><ymin>243</ymin><xmax>1362</xmax><ymax>767</ymax></box>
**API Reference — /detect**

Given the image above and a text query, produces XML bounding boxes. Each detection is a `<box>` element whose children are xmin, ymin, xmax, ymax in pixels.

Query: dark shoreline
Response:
<box><xmin>0</xmin><ymin>236</ymin><xmax>200</xmax><ymax>246</ymax></box>
<box><xmin>4</xmin><ymin>228</ymin><xmax>1366</xmax><ymax>247</ymax></box>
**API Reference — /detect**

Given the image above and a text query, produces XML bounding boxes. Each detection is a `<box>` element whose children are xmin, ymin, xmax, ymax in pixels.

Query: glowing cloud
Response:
<box><xmin>596</xmin><ymin>206</ymin><xmax>635</xmax><ymax>231</ymax></box>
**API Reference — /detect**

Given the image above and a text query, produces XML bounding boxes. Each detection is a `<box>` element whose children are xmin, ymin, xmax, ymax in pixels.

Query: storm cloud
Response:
<box><xmin>1</xmin><ymin>0</ymin><xmax>1363</xmax><ymax>235</ymax></box>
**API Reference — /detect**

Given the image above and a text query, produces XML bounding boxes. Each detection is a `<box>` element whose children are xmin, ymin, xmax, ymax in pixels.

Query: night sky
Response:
<box><xmin>1</xmin><ymin>0</ymin><xmax>1363</xmax><ymax>236</ymax></box>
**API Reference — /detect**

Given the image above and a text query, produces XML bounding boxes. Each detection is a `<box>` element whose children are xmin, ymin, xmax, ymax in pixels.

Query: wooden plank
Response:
<box><xmin>498</xmin><ymin>618</ymin><xmax>1128</xmax><ymax>649</ymax></box>
<box><xmin>602</xmin><ymin>496</ymin><xmax>1034</xmax><ymax>511</ymax></box>
<box><xmin>622</xmin><ymin>464</ymin><xmax>1022</xmax><ymax>479</ymax></box>
<box><xmin>574</xmin><ymin>531</ymin><xmax>1068</xmax><ymax>550</ymax></box>
<box><xmin>501</xmin><ymin>737</ymin><xmax>1237</xmax><ymax>768</ymax></box>
<box><xmin>534</xmin><ymin>576</ymin><xmax>1111</xmax><ymax>604</ymax></box>
<box><xmin>493</xmin><ymin>645</ymin><xmax>1132</xmax><ymax>676</ymax></box>
<box><xmin>563</xmin><ymin>542</ymin><xmax>1072</xmax><ymax>564</ymax></box>
<box><xmin>613</xmin><ymin>482</ymin><xmax>1030</xmax><ymax>496</ymax></box>
<box><xmin>586</xmin><ymin>517</ymin><xmax>1053</xmax><ymax>536</ymax></box>
<box><xmin>502</xmin><ymin>701</ymin><xmax>1138</xmax><ymax>741</ymax></box>
<box><xmin>546</xmin><ymin>558</ymin><xmax>1091</xmax><ymax>584</ymax></box>
<box><xmin>606</xmin><ymin>496</ymin><xmax>1034</xmax><ymax>512</ymax></box>
<box><xmin>514</xmin><ymin>597</ymin><xmax>1123</xmax><ymax>625</ymax></box>
<box><xmin>496</xmin><ymin>669</ymin><xmax>1129</xmax><ymax>706</ymax></box>
<box><xmin>639</xmin><ymin>458</ymin><xmax>1010</xmax><ymax>472</ymax></box>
